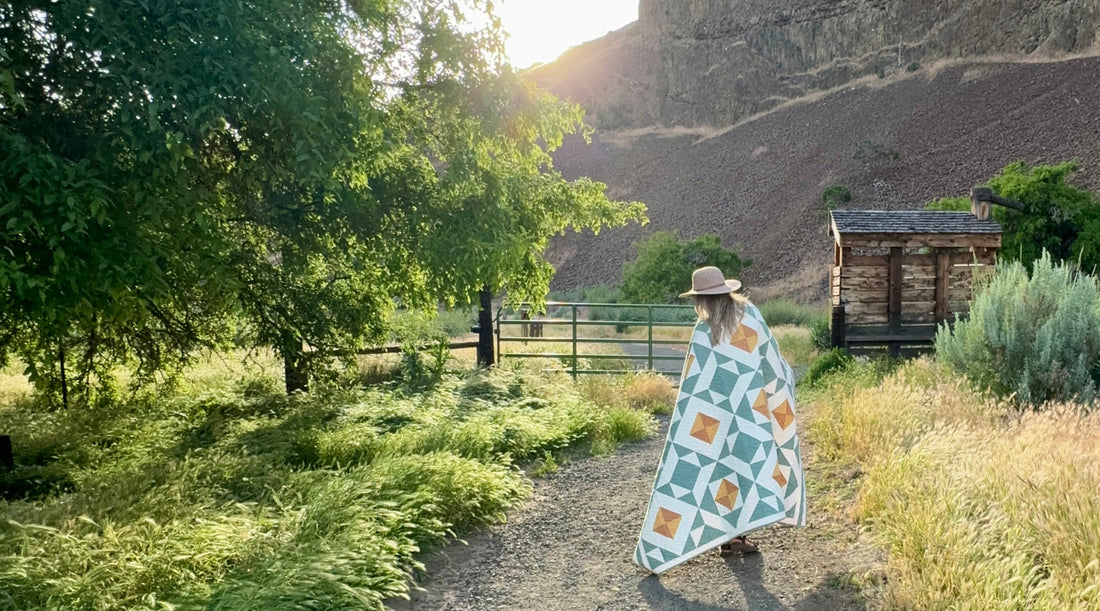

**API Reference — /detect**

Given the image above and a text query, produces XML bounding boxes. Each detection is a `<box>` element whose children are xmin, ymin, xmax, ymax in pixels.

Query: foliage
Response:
<box><xmin>579</xmin><ymin>371</ymin><xmax>676</xmax><ymax>415</ymax></box>
<box><xmin>821</xmin><ymin>185</ymin><xmax>851</xmax><ymax>211</ymax></box>
<box><xmin>926</xmin><ymin>161</ymin><xmax>1100</xmax><ymax>274</ymax></box>
<box><xmin>756</xmin><ymin>299</ymin><xmax>827</xmax><ymax>327</ymax></box>
<box><xmin>800</xmin><ymin>348</ymin><xmax>854</xmax><ymax>388</ymax></box>
<box><xmin>809</xmin><ymin>317</ymin><xmax>832</xmax><ymax>352</ymax></box>
<box><xmin>0</xmin><ymin>0</ymin><xmax>646</xmax><ymax>402</ymax></box>
<box><xmin>621</xmin><ymin>231</ymin><xmax>750</xmax><ymax>304</ymax></box>
<box><xmin>810</xmin><ymin>357</ymin><xmax>1100</xmax><ymax>609</ymax></box>
<box><xmin>935</xmin><ymin>253</ymin><xmax>1100</xmax><ymax>406</ymax></box>
<box><xmin>770</xmin><ymin>325</ymin><xmax>818</xmax><ymax>368</ymax></box>
<box><xmin>0</xmin><ymin>359</ymin><xmax>657</xmax><ymax>609</ymax></box>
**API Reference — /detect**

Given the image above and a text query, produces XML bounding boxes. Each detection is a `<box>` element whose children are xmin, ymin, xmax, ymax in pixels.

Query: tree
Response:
<box><xmin>926</xmin><ymin>161</ymin><xmax>1100</xmax><ymax>273</ymax></box>
<box><xmin>0</xmin><ymin>0</ymin><xmax>645</xmax><ymax>401</ymax></box>
<box><xmin>621</xmin><ymin>232</ymin><xmax>750</xmax><ymax>303</ymax></box>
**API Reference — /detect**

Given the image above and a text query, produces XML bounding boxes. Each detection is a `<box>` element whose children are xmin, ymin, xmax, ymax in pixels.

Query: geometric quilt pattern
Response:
<box><xmin>634</xmin><ymin>304</ymin><xmax>807</xmax><ymax>574</ymax></box>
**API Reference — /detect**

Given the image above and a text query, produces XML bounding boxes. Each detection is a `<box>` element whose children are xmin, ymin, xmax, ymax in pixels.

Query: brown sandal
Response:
<box><xmin>719</xmin><ymin>535</ymin><xmax>759</xmax><ymax>555</ymax></box>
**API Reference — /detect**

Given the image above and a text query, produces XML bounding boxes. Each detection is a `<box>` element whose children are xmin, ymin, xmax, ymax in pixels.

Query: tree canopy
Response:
<box><xmin>926</xmin><ymin>161</ymin><xmax>1100</xmax><ymax>274</ymax></box>
<box><xmin>621</xmin><ymin>232</ymin><xmax>750</xmax><ymax>304</ymax></box>
<box><xmin>0</xmin><ymin>0</ymin><xmax>646</xmax><ymax>401</ymax></box>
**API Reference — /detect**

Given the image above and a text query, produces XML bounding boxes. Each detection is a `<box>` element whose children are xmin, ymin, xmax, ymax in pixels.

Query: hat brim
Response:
<box><xmin>679</xmin><ymin>279</ymin><xmax>742</xmax><ymax>298</ymax></box>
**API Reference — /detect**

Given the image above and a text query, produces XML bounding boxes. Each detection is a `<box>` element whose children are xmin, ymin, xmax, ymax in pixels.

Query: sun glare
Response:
<box><xmin>496</xmin><ymin>0</ymin><xmax>638</xmax><ymax>69</ymax></box>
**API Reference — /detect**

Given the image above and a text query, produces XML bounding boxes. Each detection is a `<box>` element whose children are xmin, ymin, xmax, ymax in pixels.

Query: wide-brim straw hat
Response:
<box><xmin>679</xmin><ymin>266</ymin><xmax>742</xmax><ymax>298</ymax></box>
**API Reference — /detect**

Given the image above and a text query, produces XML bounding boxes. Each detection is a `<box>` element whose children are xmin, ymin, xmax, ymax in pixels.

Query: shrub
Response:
<box><xmin>809</xmin><ymin>317</ymin><xmax>832</xmax><ymax>352</ymax></box>
<box><xmin>801</xmin><ymin>348</ymin><xmax>854</xmax><ymax>388</ymax></box>
<box><xmin>821</xmin><ymin>185</ymin><xmax>851</xmax><ymax>211</ymax></box>
<box><xmin>621</xmin><ymin>231</ymin><xmax>750</xmax><ymax>304</ymax></box>
<box><xmin>935</xmin><ymin>253</ymin><xmax>1100</xmax><ymax>405</ymax></box>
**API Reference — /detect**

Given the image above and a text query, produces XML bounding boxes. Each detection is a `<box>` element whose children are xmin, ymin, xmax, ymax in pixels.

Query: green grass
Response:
<box><xmin>0</xmin><ymin>358</ymin><xmax>664</xmax><ymax>610</ymax></box>
<box><xmin>756</xmin><ymin>299</ymin><xmax>828</xmax><ymax>328</ymax></box>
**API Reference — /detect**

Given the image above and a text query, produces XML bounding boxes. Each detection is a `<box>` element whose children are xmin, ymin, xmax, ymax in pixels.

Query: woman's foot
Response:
<box><xmin>719</xmin><ymin>535</ymin><xmax>759</xmax><ymax>556</ymax></box>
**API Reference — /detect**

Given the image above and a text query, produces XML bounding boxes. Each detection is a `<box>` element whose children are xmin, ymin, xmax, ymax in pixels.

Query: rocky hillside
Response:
<box><xmin>544</xmin><ymin>55</ymin><xmax>1100</xmax><ymax>298</ymax></box>
<box><xmin>536</xmin><ymin>1</ymin><xmax>1100</xmax><ymax>300</ymax></box>
<box><xmin>533</xmin><ymin>0</ymin><xmax>1100</xmax><ymax>129</ymax></box>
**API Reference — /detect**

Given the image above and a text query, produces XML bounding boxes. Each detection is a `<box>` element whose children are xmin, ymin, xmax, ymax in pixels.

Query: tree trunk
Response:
<box><xmin>0</xmin><ymin>435</ymin><xmax>13</xmax><ymax>471</ymax></box>
<box><xmin>283</xmin><ymin>335</ymin><xmax>309</xmax><ymax>394</ymax></box>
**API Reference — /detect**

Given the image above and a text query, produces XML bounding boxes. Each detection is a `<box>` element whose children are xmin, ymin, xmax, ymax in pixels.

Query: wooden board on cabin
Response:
<box><xmin>902</xmin><ymin>265</ymin><xmax>936</xmax><ymax>278</ymax></box>
<box><xmin>838</xmin><ymin>288</ymin><xmax>889</xmax><ymax>303</ymax></box>
<box><xmin>899</xmin><ymin>312</ymin><xmax>937</xmax><ymax>324</ymax></box>
<box><xmin>901</xmin><ymin>301</ymin><xmax>936</xmax><ymax>315</ymax></box>
<box><xmin>840</xmin><ymin>265</ymin><xmax>889</xmax><ymax>279</ymax></box>
<box><xmin>901</xmin><ymin>288</ymin><xmax>937</xmax><ymax>302</ymax></box>
<box><xmin>838</xmin><ymin>233</ymin><xmax>1002</xmax><ymax>249</ymax></box>
<box><xmin>839</xmin><ymin>276</ymin><xmax>890</xmax><ymax>290</ymax></box>
<box><xmin>846</xmin><ymin>312</ymin><xmax>890</xmax><ymax>325</ymax></box>
<box><xmin>844</xmin><ymin>302</ymin><xmax>888</xmax><ymax>315</ymax></box>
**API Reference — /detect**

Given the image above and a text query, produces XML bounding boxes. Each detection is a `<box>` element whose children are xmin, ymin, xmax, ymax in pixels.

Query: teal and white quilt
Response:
<box><xmin>633</xmin><ymin>304</ymin><xmax>806</xmax><ymax>574</ymax></box>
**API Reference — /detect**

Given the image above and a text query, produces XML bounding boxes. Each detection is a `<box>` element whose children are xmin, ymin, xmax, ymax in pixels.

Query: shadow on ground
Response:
<box><xmin>637</xmin><ymin>553</ymin><xmax>865</xmax><ymax>610</ymax></box>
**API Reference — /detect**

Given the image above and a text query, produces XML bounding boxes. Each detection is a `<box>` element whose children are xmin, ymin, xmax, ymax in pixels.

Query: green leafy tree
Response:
<box><xmin>926</xmin><ymin>161</ymin><xmax>1100</xmax><ymax>273</ymax></box>
<box><xmin>0</xmin><ymin>0</ymin><xmax>645</xmax><ymax>401</ymax></box>
<box><xmin>621</xmin><ymin>232</ymin><xmax>750</xmax><ymax>303</ymax></box>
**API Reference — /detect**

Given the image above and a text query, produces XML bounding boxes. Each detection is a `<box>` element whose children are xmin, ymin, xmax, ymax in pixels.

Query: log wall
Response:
<box><xmin>830</xmin><ymin>248</ymin><xmax>995</xmax><ymax>328</ymax></box>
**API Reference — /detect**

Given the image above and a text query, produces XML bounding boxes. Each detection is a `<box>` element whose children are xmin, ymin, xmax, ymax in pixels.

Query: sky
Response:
<box><xmin>495</xmin><ymin>0</ymin><xmax>639</xmax><ymax>69</ymax></box>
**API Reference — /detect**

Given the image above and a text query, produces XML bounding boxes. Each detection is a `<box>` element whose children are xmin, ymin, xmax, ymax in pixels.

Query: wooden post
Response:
<box><xmin>830</xmin><ymin>306</ymin><xmax>846</xmax><ymax>349</ymax></box>
<box><xmin>888</xmin><ymin>247</ymin><xmax>903</xmax><ymax>332</ymax></box>
<box><xmin>934</xmin><ymin>248</ymin><xmax>950</xmax><ymax>323</ymax></box>
<box><xmin>0</xmin><ymin>435</ymin><xmax>12</xmax><ymax>471</ymax></box>
<box><xmin>476</xmin><ymin>287</ymin><xmax>495</xmax><ymax>368</ymax></box>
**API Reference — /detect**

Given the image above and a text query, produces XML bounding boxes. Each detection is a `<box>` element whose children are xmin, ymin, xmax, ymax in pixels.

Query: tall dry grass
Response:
<box><xmin>810</xmin><ymin>357</ymin><xmax>1100</xmax><ymax>609</ymax></box>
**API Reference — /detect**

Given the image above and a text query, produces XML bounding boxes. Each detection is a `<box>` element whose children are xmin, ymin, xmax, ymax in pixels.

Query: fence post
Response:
<box><xmin>571</xmin><ymin>303</ymin><xmax>578</xmax><ymax>379</ymax></box>
<box><xmin>647</xmin><ymin>305</ymin><xmax>654</xmax><ymax>371</ymax></box>
<box><xmin>477</xmin><ymin>287</ymin><xmax>495</xmax><ymax>368</ymax></box>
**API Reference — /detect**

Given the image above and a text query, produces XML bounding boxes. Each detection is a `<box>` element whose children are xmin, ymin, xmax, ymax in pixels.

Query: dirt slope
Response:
<box><xmin>546</xmin><ymin>55</ymin><xmax>1100</xmax><ymax>297</ymax></box>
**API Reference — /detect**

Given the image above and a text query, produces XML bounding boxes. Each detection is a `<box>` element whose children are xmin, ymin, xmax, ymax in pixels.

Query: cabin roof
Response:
<box><xmin>830</xmin><ymin>210</ymin><xmax>1002</xmax><ymax>235</ymax></box>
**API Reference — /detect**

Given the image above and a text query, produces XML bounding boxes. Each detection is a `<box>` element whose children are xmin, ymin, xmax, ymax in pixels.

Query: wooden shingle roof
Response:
<box><xmin>830</xmin><ymin>210</ymin><xmax>1002</xmax><ymax>234</ymax></box>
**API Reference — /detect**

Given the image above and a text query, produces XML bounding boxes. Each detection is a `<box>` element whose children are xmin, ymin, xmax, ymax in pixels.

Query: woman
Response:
<box><xmin>633</xmin><ymin>266</ymin><xmax>806</xmax><ymax>574</ymax></box>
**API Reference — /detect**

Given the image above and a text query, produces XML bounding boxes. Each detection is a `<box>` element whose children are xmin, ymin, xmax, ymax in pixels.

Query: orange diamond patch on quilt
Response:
<box><xmin>773</xmin><ymin>464</ymin><xmax>788</xmax><ymax>488</ymax></box>
<box><xmin>730</xmin><ymin>324</ymin><xmax>759</xmax><ymax>353</ymax></box>
<box><xmin>773</xmin><ymin>400</ymin><xmax>795</xmax><ymax>430</ymax></box>
<box><xmin>714</xmin><ymin>479</ymin><xmax>740</xmax><ymax>511</ymax></box>
<box><xmin>652</xmin><ymin>507</ymin><xmax>682</xmax><ymax>539</ymax></box>
<box><xmin>689</xmin><ymin>413</ymin><xmax>721</xmax><ymax>444</ymax></box>
<box><xmin>752</xmin><ymin>390</ymin><xmax>770</xmax><ymax>419</ymax></box>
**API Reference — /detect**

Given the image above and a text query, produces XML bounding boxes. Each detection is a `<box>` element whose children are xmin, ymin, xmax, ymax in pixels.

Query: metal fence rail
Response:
<box><xmin>496</xmin><ymin>302</ymin><xmax>696</xmax><ymax>378</ymax></box>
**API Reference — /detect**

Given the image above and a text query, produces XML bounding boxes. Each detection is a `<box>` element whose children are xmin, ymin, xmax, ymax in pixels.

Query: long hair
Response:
<box><xmin>694</xmin><ymin>293</ymin><xmax>748</xmax><ymax>346</ymax></box>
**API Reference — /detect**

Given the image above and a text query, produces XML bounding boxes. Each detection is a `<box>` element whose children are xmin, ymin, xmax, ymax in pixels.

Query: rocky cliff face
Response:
<box><xmin>533</xmin><ymin>0</ymin><xmax>1100</xmax><ymax>127</ymax></box>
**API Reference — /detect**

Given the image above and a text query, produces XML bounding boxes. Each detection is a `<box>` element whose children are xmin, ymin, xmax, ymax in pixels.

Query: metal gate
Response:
<box><xmin>495</xmin><ymin>302</ymin><xmax>696</xmax><ymax>378</ymax></box>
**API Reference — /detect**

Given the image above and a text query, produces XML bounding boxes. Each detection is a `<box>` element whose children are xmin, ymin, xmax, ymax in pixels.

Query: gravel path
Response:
<box><xmin>389</xmin><ymin>413</ymin><xmax>881</xmax><ymax>610</ymax></box>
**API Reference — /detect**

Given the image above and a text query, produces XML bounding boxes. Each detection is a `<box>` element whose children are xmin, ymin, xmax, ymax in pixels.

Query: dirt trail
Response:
<box><xmin>389</xmin><ymin>414</ymin><xmax>881</xmax><ymax>610</ymax></box>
